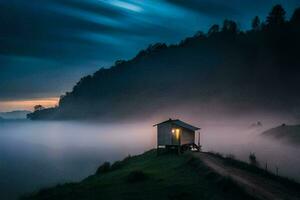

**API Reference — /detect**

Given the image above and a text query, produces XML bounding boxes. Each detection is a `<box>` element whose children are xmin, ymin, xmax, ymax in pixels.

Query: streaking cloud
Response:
<box><xmin>107</xmin><ymin>0</ymin><xmax>144</xmax><ymax>12</ymax></box>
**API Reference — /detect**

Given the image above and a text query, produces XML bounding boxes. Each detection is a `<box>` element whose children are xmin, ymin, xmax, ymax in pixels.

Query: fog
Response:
<box><xmin>202</xmin><ymin>121</ymin><xmax>300</xmax><ymax>179</ymax></box>
<box><xmin>0</xmin><ymin>121</ymin><xmax>155</xmax><ymax>200</ymax></box>
<box><xmin>0</xmin><ymin>116</ymin><xmax>299</xmax><ymax>199</ymax></box>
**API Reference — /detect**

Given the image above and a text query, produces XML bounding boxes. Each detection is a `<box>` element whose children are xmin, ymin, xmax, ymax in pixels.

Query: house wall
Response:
<box><xmin>157</xmin><ymin>123</ymin><xmax>172</xmax><ymax>146</ymax></box>
<box><xmin>180</xmin><ymin>129</ymin><xmax>195</xmax><ymax>145</ymax></box>
<box><xmin>157</xmin><ymin>123</ymin><xmax>196</xmax><ymax>146</ymax></box>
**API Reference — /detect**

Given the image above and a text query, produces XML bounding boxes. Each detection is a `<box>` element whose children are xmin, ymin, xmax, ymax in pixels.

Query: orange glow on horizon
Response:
<box><xmin>0</xmin><ymin>97</ymin><xmax>59</xmax><ymax>112</ymax></box>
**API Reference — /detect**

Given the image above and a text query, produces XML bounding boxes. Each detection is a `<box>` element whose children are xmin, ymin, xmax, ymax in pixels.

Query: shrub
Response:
<box><xmin>225</xmin><ymin>154</ymin><xmax>236</xmax><ymax>160</ymax></box>
<box><xmin>186</xmin><ymin>156</ymin><xmax>199</xmax><ymax>167</ymax></box>
<box><xmin>217</xmin><ymin>177</ymin><xmax>239</xmax><ymax>193</ymax></box>
<box><xmin>249</xmin><ymin>153</ymin><xmax>259</xmax><ymax>166</ymax></box>
<box><xmin>204</xmin><ymin>171</ymin><xmax>219</xmax><ymax>180</ymax></box>
<box><xmin>96</xmin><ymin>162</ymin><xmax>111</xmax><ymax>175</ymax></box>
<box><xmin>168</xmin><ymin>191</ymin><xmax>191</xmax><ymax>200</ymax></box>
<box><xmin>110</xmin><ymin>161</ymin><xmax>123</xmax><ymax>171</ymax></box>
<box><xmin>122</xmin><ymin>155</ymin><xmax>131</xmax><ymax>162</ymax></box>
<box><xmin>126</xmin><ymin>170</ymin><xmax>147</xmax><ymax>183</ymax></box>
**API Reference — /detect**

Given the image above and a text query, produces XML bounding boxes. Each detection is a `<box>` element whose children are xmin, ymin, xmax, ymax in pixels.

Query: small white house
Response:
<box><xmin>154</xmin><ymin>118</ymin><xmax>200</xmax><ymax>153</ymax></box>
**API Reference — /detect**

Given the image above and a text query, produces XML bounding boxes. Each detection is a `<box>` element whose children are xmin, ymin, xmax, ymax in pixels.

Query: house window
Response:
<box><xmin>172</xmin><ymin>128</ymin><xmax>180</xmax><ymax>140</ymax></box>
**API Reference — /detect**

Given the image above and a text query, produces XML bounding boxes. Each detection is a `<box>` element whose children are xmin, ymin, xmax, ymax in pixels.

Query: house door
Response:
<box><xmin>172</xmin><ymin>128</ymin><xmax>181</xmax><ymax>145</ymax></box>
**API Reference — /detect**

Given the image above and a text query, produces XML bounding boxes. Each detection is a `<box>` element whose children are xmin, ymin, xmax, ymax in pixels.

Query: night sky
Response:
<box><xmin>1</xmin><ymin>0</ymin><xmax>300</xmax><ymax>111</ymax></box>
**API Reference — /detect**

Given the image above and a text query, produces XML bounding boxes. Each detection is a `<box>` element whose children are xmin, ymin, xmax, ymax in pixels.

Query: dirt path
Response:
<box><xmin>194</xmin><ymin>152</ymin><xmax>300</xmax><ymax>200</ymax></box>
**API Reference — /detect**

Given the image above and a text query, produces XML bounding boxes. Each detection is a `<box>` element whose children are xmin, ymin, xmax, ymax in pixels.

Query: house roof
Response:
<box><xmin>153</xmin><ymin>119</ymin><xmax>200</xmax><ymax>131</ymax></box>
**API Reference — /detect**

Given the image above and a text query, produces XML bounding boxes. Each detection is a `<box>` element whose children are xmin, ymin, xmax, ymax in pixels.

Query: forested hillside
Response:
<box><xmin>28</xmin><ymin>5</ymin><xmax>300</xmax><ymax>120</ymax></box>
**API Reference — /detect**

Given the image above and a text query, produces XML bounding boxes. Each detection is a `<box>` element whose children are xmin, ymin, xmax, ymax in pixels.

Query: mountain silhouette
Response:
<box><xmin>262</xmin><ymin>124</ymin><xmax>300</xmax><ymax>145</ymax></box>
<box><xmin>28</xmin><ymin>5</ymin><xmax>300</xmax><ymax>121</ymax></box>
<box><xmin>0</xmin><ymin>110</ymin><xmax>31</xmax><ymax>119</ymax></box>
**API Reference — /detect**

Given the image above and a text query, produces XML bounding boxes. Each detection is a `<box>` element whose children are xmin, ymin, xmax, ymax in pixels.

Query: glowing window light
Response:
<box><xmin>175</xmin><ymin>129</ymin><xmax>180</xmax><ymax>140</ymax></box>
<box><xmin>172</xmin><ymin>129</ymin><xmax>180</xmax><ymax>140</ymax></box>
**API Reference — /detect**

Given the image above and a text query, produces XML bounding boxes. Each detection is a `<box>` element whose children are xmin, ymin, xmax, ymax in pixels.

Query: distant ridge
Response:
<box><xmin>261</xmin><ymin>124</ymin><xmax>300</xmax><ymax>145</ymax></box>
<box><xmin>0</xmin><ymin>110</ymin><xmax>31</xmax><ymax>119</ymax></box>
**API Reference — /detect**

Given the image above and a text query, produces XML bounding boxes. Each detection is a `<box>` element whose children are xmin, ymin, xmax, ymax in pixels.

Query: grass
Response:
<box><xmin>20</xmin><ymin>150</ymin><xmax>256</xmax><ymax>200</ymax></box>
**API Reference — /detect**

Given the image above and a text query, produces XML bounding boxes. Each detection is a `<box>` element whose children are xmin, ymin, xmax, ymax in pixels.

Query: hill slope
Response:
<box><xmin>21</xmin><ymin>150</ymin><xmax>255</xmax><ymax>200</ymax></box>
<box><xmin>261</xmin><ymin>124</ymin><xmax>300</xmax><ymax>145</ymax></box>
<box><xmin>28</xmin><ymin>5</ymin><xmax>300</xmax><ymax>121</ymax></box>
<box><xmin>21</xmin><ymin>150</ymin><xmax>300</xmax><ymax>200</ymax></box>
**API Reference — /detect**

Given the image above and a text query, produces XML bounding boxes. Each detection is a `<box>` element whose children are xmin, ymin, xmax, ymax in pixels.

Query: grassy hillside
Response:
<box><xmin>21</xmin><ymin>150</ymin><xmax>254</xmax><ymax>200</ymax></box>
<box><xmin>262</xmin><ymin>124</ymin><xmax>300</xmax><ymax>145</ymax></box>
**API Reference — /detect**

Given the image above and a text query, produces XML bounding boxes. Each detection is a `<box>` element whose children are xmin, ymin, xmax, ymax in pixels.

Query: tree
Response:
<box><xmin>252</xmin><ymin>16</ymin><xmax>261</xmax><ymax>31</ymax></box>
<box><xmin>194</xmin><ymin>31</ymin><xmax>205</xmax><ymax>38</ymax></box>
<box><xmin>266</xmin><ymin>4</ymin><xmax>286</xmax><ymax>27</ymax></box>
<box><xmin>208</xmin><ymin>24</ymin><xmax>220</xmax><ymax>35</ymax></box>
<box><xmin>34</xmin><ymin>105</ymin><xmax>45</xmax><ymax>112</ymax></box>
<box><xmin>95</xmin><ymin>162</ymin><xmax>111</xmax><ymax>175</ymax></box>
<box><xmin>115</xmin><ymin>60</ymin><xmax>126</xmax><ymax>66</ymax></box>
<box><xmin>146</xmin><ymin>43</ymin><xmax>167</xmax><ymax>53</ymax></box>
<box><xmin>222</xmin><ymin>20</ymin><xmax>238</xmax><ymax>33</ymax></box>
<box><xmin>291</xmin><ymin>7</ymin><xmax>300</xmax><ymax>26</ymax></box>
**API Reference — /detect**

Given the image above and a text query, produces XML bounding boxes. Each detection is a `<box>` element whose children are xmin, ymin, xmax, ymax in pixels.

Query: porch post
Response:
<box><xmin>198</xmin><ymin>131</ymin><xmax>201</xmax><ymax>151</ymax></box>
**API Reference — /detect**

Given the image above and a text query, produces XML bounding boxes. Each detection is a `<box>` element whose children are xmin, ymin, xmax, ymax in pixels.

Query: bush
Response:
<box><xmin>204</xmin><ymin>171</ymin><xmax>219</xmax><ymax>180</ymax></box>
<box><xmin>249</xmin><ymin>153</ymin><xmax>259</xmax><ymax>166</ymax></box>
<box><xmin>217</xmin><ymin>177</ymin><xmax>239</xmax><ymax>193</ymax></box>
<box><xmin>168</xmin><ymin>191</ymin><xmax>191</xmax><ymax>200</ymax></box>
<box><xmin>122</xmin><ymin>155</ymin><xmax>131</xmax><ymax>163</ymax></box>
<box><xmin>225</xmin><ymin>154</ymin><xmax>236</xmax><ymax>160</ymax></box>
<box><xmin>96</xmin><ymin>162</ymin><xmax>111</xmax><ymax>175</ymax></box>
<box><xmin>110</xmin><ymin>161</ymin><xmax>123</xmax><ymax>171</ymax></box>
<box><xmin>186</xmin><ymin>156</ymin><xmax>199</xmax><ymax>167</ymax></box>
<box><xmin>126</xmin><ymin>170</ymin><xmax>147</xmax><ymax>183</ymax></box>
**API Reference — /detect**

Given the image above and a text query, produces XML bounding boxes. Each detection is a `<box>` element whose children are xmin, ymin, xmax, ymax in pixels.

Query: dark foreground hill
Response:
<box><xmin>261</xmin><ymin>124</ymin><xmax>300</xmax><ymax>145</ymax></box>
<box><xmin>21</xmin><ymin>150</ymin><xmax>300</xmax><ymax>200</ymax></box>
<box><xmin>28</xmin><ymin>5</ymin><xmax>300</xmax><ymax>121</ymax></box>
<box><xmin>21</xmin><ymin>150</ymin><xmax>255</xmax><ymax>200</ymax></box>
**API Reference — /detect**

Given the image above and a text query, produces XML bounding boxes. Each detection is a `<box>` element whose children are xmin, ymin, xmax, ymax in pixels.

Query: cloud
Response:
<box><xmin>0</xmin><ymin>1</ymin><xmax>125</xmax><ymax>59</ymax></box>
<box><xmin>165</xmin><ymin>0</ymin><xmax>240</xmax><ymax>17</ymax></box>
<box><xmin>0</xmin><ymin>0</ymin><xmax>194</xmax><ymax>102</ymax></box>
<box><xmin>1</xmin><ymin>0</ymin><xmax>300</xmax><ymax>104</ymax></box>
<box><xmin>0</xmin><ymin>0</ymin><xmax>186</xmax><ymax>61</ymax></box>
